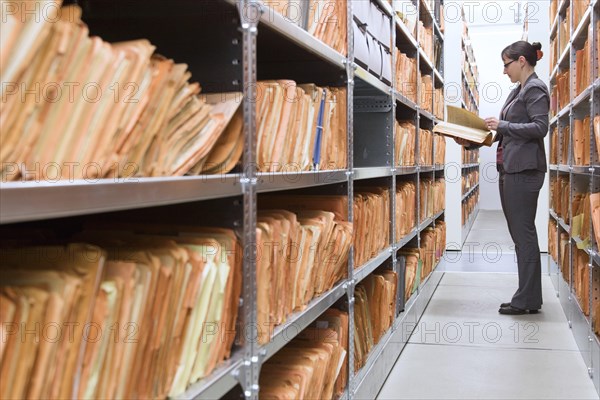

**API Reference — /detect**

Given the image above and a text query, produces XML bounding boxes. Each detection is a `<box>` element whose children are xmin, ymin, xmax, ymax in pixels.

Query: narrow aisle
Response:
<box><xmin>376</xmin><ymin>211</ymin><xmax>599</xmax><ymax>400</ymax></box>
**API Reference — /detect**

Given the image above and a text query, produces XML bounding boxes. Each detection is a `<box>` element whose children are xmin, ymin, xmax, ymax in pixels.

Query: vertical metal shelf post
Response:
<box><xmin>239</xmin><ymin>0</ymin><xmax>259</xmax><ymax>398</ymax></box>
<box><xmin>347</xmin><ymin>0</ymin><xmax>356</xmax><ymax>397</ymax></box>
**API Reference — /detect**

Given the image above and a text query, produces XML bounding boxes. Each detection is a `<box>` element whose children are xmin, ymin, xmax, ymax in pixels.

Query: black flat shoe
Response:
<box><xmin>498</xmin><ymin>305</ymin><xmax>540</xmax><ymax>315</ymax></box>
<box><xmin>500</xmin><ymin>302</ymin><xmax>511</xmax><ymax>308</ymax></box>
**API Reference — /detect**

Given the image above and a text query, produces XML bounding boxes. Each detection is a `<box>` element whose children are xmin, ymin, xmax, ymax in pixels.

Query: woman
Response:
<box><xmin>457</xmin><ymin>41</ymin><xmax>550</xmax><ymax>315</ymax></box>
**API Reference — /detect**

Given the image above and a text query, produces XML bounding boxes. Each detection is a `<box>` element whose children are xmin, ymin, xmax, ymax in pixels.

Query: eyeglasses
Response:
<box><xmin>503</xmin><ymin>60</ymin><xmax>515</xmax><ymax>69</ymax></box>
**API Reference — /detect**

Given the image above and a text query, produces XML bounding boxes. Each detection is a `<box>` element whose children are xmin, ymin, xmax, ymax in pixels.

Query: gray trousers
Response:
<box><xmin>498</xmin><ymin>169</ymin><xmax>545</xmax><ymax>310</ymax></box>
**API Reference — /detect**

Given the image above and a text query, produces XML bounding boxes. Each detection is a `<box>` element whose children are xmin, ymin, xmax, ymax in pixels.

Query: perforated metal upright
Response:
<box><xmin>548</xmin><ymin>0</ymin><xmax>600</xmax><ymax>394</ymax></box>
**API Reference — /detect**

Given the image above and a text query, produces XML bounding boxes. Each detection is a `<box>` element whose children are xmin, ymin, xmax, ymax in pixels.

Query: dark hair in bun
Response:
<box><xmin>501</xmin><ymin>41</ymin><xmax>543</xmax><ymax>66</ymax></box>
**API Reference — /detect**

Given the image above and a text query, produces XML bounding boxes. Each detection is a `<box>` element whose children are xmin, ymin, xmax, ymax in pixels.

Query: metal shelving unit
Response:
<box><xmin>462</xmin><ymin>163</ymin><xmax>479</xmax><ymax>169</ymax></box>
<box><xmin>0</xmin><ymin>176</ymin><xmax>243</xmax><ymax>224</ymax></box>
<box><xmin>354</xmin><ymin>167</ymin><xmax>394</xmax><ymax>181</ymax></box>
<box><xmin>256</xmin><ymin>170</ymin><xmax>349</xmax><ymax>192</ymax></box>
<box><xmin>262</xmin><ymin>282</ymin><xmax>348</xmax><ymax>362</ymax></box>
<box><xmin>354</xmin><ymin>248</ymin><xmax>394</xmax><ymax>284</ymax></box>
<box><xmin>256</xmin><ymin>0</ymin><xmax>347</xmax><ymax>69</ymax></box>
<box><xmin>173</xmin><ymin>357</ymin><xmax>244</xmax><ymax>400</ymax></box>
<box><xmin>461</xmin><ymin>182</ymin><xmax>479</xmax><ymax>201</ymax></box>
<box><xmin>0</xmin><ymin>0</ymin><xmax>447</xmax><ymax>399</ymax></box>
<box><xmin>548</xmin><ymin>0</ymin><xmax>600</xmax><ymax>394</ymax></box>
<box><xmin>356</xmin><ymin>65</ymin><xmax>393</xmax><ymax>95</ymax></box>
<box><xmin>461</xmin><ymin>204</ymin><xmax>479</xmax><ymax>245</ymax></box>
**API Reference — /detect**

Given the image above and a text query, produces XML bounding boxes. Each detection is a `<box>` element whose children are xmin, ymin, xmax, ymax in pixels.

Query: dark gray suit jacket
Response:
<box><xmin>495</xmin><ymin>72</ymin><xmax>550</xmax><ymax>173</ymax></box>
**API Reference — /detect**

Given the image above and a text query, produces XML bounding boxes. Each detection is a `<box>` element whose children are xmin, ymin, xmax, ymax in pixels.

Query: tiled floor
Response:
<box><xmin>376</xmin><ymin>211</ymin><xmax>599</xmax><ymax>400</ymax></box>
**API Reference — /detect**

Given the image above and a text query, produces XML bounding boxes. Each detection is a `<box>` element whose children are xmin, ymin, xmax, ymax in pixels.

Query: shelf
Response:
<box><xmin>550</xmin><ymin>12</ymin><xmax>559</xmax><ymax>39</ymax></box>
<box><xmin>571</xmin><ymin>291</ymin><xmax>591</xmax><ymax>326</ymax></box>
<box><xmin>394</xmin><ymin>91</ymin><xmax>418</xmax><ymax>111</ymax></box>
<box><xmin>461</xmin><ymin>205</ymin><xmax>479</xmax><ymax>242</ymax></box>
<box><xmin>174</xmin><ymin>357</ymin><xmax>243</xmax><ymax>400</ymax></box>
<box><xmin>572</xmin><ymin>235</ymin><xmax>592</xmax><ymax>252</ymax></box>
<box><xmin>353</xmin><ymin>167</ymin><xmax>393</xmax><ymax>181</ymax></box>
<box><xmin>256</xmin><ymin>170</ymin><xmax>348</xmax><ymax>192</ymax></box>
<box><xmin>461</xmin><ymin>43</ymin><xmax>479</xmax><ymax>90</ymax></box>
<box><xmin>557</xmin><ymin>105</ymin><xmax>571</xmax><ymax>120</ymax></box>
<box><xmin>550</xmin><ymin>116</ymin><xmax>558</xmax><ymax>126</ymax></box>
<box><xmin>355</xmin><ymin>65</ymin><xmax>392</xmax><ymax>95</ymax></box>
<box><xmin>558</xmin><ymin>0</ymin><xmax>570</xmax><ymax>15</ymax></box>
<box><xmin>557</xmin><ymin>215</ymin><xmax>571</xmax><ymax>233</ymax></box>
<box><xmin>571</xmin><ymin>165</ymin><xmax>594</xmax><ymax>175</ymax></box>
<box><xmin>394</xmin><ymin>16</ymin><xmax>419</xmax><ymax>49</ymax></box>
<box><xmin>262</xmin><ymin>281</ymin><xmax>346</xmax><ymax>362</ymax></box>
<box><xmin>395</xmin><ymin>228</ymin><xmax>419</xmax><ymax>250</ymax></box>
<box><xmin>419</xmin><ymin>109</ymin><xmax>435</xmax><ymax>122</ymax></box>
<box><xmin>461</xmin><ymin>70</ymin><xmax>479</xmax><ymax>110</ymax></box>
<box><xmin>354</xmin><ymin>247</ymin><xmax>393</xmax><ymax>284</ymax></box>
<box><xmin>572</xmin><ymin>8</ymin><xmax>592</xmax><ymax>47</ymax></box>
<box><xmin>433</xmin><ymin>69</ymin><xmax>444</xmax><ymax>86</ymax></box>
<box><xmin>418</xmin><ymin>209</ymin><xmax>444</xmax><ymax>231</ymax></box>
<box><xmin>550</xmin><ymin>65</ymin><xmax>559</xmax><ymax>82</ymax></box>
<box><xmin>557</xmin><ymin>164</ymin><xmax>571</xmax><ymax>173</ymax></box>
<box><xmin>461</xmin><ymin>183</ymin><xmax>479</xmax><ymax>202</ymax></box>
<box><xmin>418</xmin><ymin>48</ymin><xmax>434</xmax><ymax>73</ymax></box>
<box><xmin>257</xmin><ymin>1</ymin><xmax>346</xmax><ymax>69</ymax></box>
<box><xmin>418</xmin><ymin>0</ymin><xmax>435</xmax><ymax>24</ymax></box>
<box><xmin>433</xmin><ymin>20</ymin><xmax>444</xmax><ymax>42</ymax></box>
<box><xmin>0</xmin><ymin>175</ymin><xmax>243</xmax><ymax>224</ymax></box>
<box><xmin>353</xmin><ymin>267</ymin><xmax>442</xmax><ymax>399</ymax></box>
<box><xmin>374</xmin><ymin>0</ymin><xmax>394</xmax><ymax>18</ymax></box>
<box><xmin>353</xmin><ymin>315</ymin><xmax>397</xmax><ymax>396</ymax></box>
<box><xmin>573</xmin><ymin>86</ymin><xmax>592</xmax><ymax>109</ymax></box>
<box><xmin>420</xmin><ymin>165</ymin><xmax>435</xmax><ymax>173</ymax></box>
<box><xmin>549</xmin><ymin>208</ymin><xmax>559</xmax><ymax>222</ymax></box>
<box><xmin>462</xmin><ymin>163</ymin><xmax>479</xmax><ymax>169</ymax></box>
<box><xmin>558</xmin><ymin>45</ymin><xmax>570</xmax><ymax>69</ymax></box>
<box><xmin>394</xmin><ymin>166</ymin><xmax>419</xmax><ymax>175</ymax></box>
<box><xmin>435</xmin><ymin>164</ymin><xmax>445</xmax><ymax>172</ymax></box>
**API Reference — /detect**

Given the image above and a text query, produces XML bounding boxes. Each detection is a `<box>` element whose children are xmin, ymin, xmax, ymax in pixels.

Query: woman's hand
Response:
<box><xmin>484</xmin><ymin>117</ymin><xmax>499</xmax><ymax>131</ymax></box>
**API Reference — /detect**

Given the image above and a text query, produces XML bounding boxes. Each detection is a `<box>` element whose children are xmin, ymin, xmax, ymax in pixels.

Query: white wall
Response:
<box><xmin>449</xmin><ymin>0</ymin><xmax>550</xmax><ymax>251</ymax></box>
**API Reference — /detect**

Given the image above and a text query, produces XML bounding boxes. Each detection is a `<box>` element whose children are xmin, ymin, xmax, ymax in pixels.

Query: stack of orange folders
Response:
<box><xmin>1</xmin><ymin>3</ymin><xmax>243</xmax><ymax>181</ymax></box>
<box><xmin>557</xmin><ymin>70</ymin><xmax>570</xmax><ymax>111</ymax></box>
<box><xmin>0</xmin><ymin>224</ymin><xmax>243</xmax><ymax>400</ymax></box>
<box><xmin>396</xmin><ymin>51</ymin><xmax>418</xmax><ymax>103</ymax></box>
<box><xmin>561</xmin><ymin>125</ymin><xmax>571</xmax><ymax>165</ymax></box>
<box><xmin>256</xmin><ymin>196</ymin><xmax>352</xmax><ymax>344</ymax></box>
<box><xmin>259</xmin><ymin>308</ymin><xmax>349</xmax><ymax>399</ymax></box>
<box><xmin>575</xmin><ymin>41</ymin><xmax>590</xmax><ymax>97</ymax></box>
<box><xmin>548</xmin><ymin>219</ymin><xmax>558</xmax><ymax>264</ymax></box>
<box><xmin>396</xmin><ymin>121</ymin><xmax>417</xmax><ymax>166</ymax></box>
<box><xmin>354</xmin><ymin>188</ymin><xmax>390</xmax><ymax>267</ymax></box>
<box><xmin>396</xmin><ymin>181</ymin><xmax>417</xmax><ymax>239</ymax></box>
<box><xmin>353</xmin><ymin>271</ymin><xmax>397</xmax><ymax>371</ymax></box>
<box><xmin>574</xmin><ymin>248</ymin><xmax>590</xmax><ymax>315</ymax></box>
<box><xmin>419</xmin><ymin>129</ymin><xmax>434</xmax><ymax>165</ymax></box>
<box><xmin>550</xmin><ymin>127</ymin><xmax>559</xmax><ymax>164</ymax></box>
<box><xmin>420</xmin><ymin>76</ymin><xmax>434</xmax><ymax>114</ymax></box>
<box><xmin>256</xmin><ymin>81</ymin><xmax>347</xmax><ymax>172</ymax></box>
<box><xmin>263</xmin><ymin>0</ymin><xmax>347</xmax><ymax>55</ymax></box>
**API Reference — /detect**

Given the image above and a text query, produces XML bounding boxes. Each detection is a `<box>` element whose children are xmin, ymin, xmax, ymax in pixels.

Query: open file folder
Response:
<box><xmin>433</xmin><ymin>106</ymin><xmax>496</xmax><ymax>146</ymax></box>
